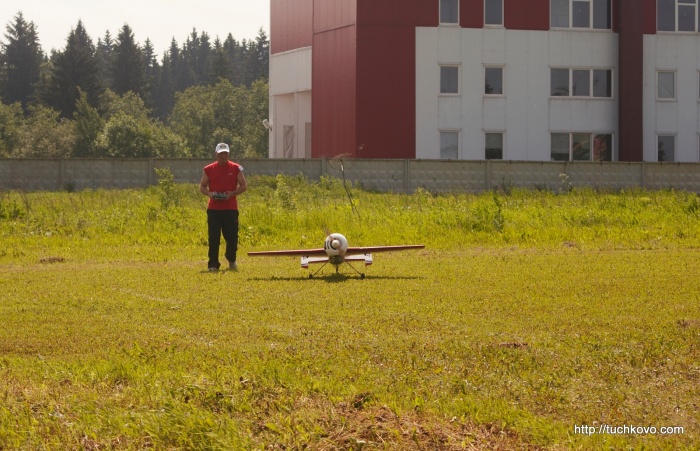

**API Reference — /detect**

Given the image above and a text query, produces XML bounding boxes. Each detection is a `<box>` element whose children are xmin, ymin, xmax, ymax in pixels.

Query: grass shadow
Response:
<box><xmin>246</xmin><ymin>273</ymin><xmax>424</xmax><ymax>282</ymax></box>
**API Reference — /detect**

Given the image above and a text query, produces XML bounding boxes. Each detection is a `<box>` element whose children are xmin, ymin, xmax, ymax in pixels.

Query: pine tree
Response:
<box><xmin>0</xmin><ymin>12</ymin><xmax>44</xmax><ymax>110</ymax></box>
<box><xmin>142</xmin><ymin>38</ymin><xmax>160</xmax><ymax>110</ymax></box>
<box><xmin>197</xmin><ymin>32</ymin><xmax>212</xmax><ymax>85</ymax></box>
<box><xmin>153</xmin><ymin>52</ymin><xmax>174</xmax><ymax>120</ymax></box>
<box><xmin>96</xmin><ymin>31</ymin><xmax>113</xmax><ymax>89</ymax></box>
<box><xmin>249</xmin><ymin>28</ymin><xmax>269</xmax><ymax>83</ymax></box>
<box><xmin>43</xmin><ymin>21</ymin><xmax>102</xmax><ymax>118</ymax></box>
<box><xmin>222</xmin><ymin>34</ymin><xmax>241</xmax><ymax>85</ymax></box>
<box><xmin>111</xmin><ymin>24</ymin><xmax>145</xmax><ymax>97</ymax></box>
<box><xmin>209</xmin><ymin>38</ymin><xmax>228</xmax><ymax>82</ymax></box>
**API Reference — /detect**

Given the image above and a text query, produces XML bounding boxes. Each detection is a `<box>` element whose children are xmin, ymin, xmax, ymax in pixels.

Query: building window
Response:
<box><xmin>551</xmin><ymin>133</ymin><xmax>571</xmax><ymax>161</ymax></box>
<box><xmin>658</xmin><ymin>135</ymin><xmax>675</xmax><ymax>162</ymax></box>
<box><xmin>551</xmin><ymin>0</ymin><xmax>611</xmax><ymax>29</ymax></box>
<box><xmin>551</xmin><ymin>68</ymin><xmax>613</xmax><ymax>98</ymax></box>
<box><xmin>551</xmin><ymin>133</ymin><xmax>613</xmax><ymax>161</ymax></box>
<box><xmin>657</xmin><ymin>71</ymin><xmax>675</xmax><ymax>99</ymax></box>
<box><xmin>440</xmin><ymin>0</ymin><xmax>459</xmax><ymax>24</ymax></box>
<box><xmin>593</xmin><ymin>0</ymin><xmax>612</xmax><ymax>28</ymax></box>
<box><xmin>572</xmin><ymin>0</ymin><xmax>591</xmax><ymax>27</ymax></box>
<box><xmin>551</xmin><ymin>69</ymin><xmax>570</xmax><ymax>96</ymax></box>
<box><xmin>593</xmin><ymin>134</ymin><xmax>612</xmax><ymax>161</ymax></box>
<box><xmin>485</xmin><ymin>0</ymin><xmax>503</xmax><ymax>25</ymax></box>
<box><xmin>593</xmin><ymin>69</ymin><xmax>612</xmax><ymax>97</ymax></box>
<box><xmin>658</xmin><ymin>0</ymin><xmax>698</xmax><ymax>32</ymax></box>
<box><xmin>440</xmin><ymin>131</ymin><xmax>459</xmax><ymax>159</ymax></box>
<box><xmin>440</xmin><ymin>66</ymin><xmax>459</xmax><ymax>94</ymax></box>
<box><xmin>485</xmin><ymin>133</ymin><xmax>504</xmax><ymax>159</ymax></box>
<box><xmin>485</xmin><ymin>67</ymin><xmax>503</xmax><ymax>95</ymax></box>
<box><xmin>572</xmin><ymin>70</ymin><xmax>590</xmax><ymax>96</ymax></box>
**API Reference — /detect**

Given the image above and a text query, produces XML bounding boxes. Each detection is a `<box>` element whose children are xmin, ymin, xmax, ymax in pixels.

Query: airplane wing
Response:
<box><xmin>301</xmin><ymin>256</ymin><xmax>329</xmax><ymax>268</ymax></box>
<box><xmin>344</xmin><ymin>245</ymin><xmax>425</xmax><ymax>255</ymax></box>
<box><xmin>247</xmin><ymin>248</ymin><xmax>327</xmax><ymax>257</ymax></box>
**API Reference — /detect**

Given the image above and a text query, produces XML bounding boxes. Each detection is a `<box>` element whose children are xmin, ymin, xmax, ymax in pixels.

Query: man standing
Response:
<box><xmin>199</xmin><ymin>143</ymin><xmax>247</xmax><ymax>271</ymax></box>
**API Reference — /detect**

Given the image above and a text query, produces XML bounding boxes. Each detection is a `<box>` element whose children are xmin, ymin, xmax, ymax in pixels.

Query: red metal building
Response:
<box><xmin>270</xmin><ymin>0</ymin><xmax>700</xmax><ymax>163</ymax></box>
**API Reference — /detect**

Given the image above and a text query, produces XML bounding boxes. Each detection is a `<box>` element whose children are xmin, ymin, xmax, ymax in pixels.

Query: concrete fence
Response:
<box><xmin>2</xmin><ymin>158</ymin><xmax>700</xmax><ymax>193</ymax></box>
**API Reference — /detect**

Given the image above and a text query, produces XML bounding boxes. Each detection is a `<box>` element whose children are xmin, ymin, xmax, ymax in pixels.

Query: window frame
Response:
<box><xmin>550</xmin><ymin>68</ymin><xmax>614</xmax><ymax>98</ymax></box>
<box><xmin>657</xmin><ymin>70</ymin><xmax>676</xmax><ymax>101</ymax></box>
<box><xmin>440</xmin><ymin>0</ymin><xmax>460</xmax><ymax>25</ymax></box>
<box><xmin>657</xmin><ymin>0</ymin><xmax>699</xmax><ymax>32</ymax></box>
<box><xmin>657</xmin><ymin>134</ymin><xmax>676</xmax><ymax>162</ymax></box>
<box><xmin>484</xmin><ymin>66</ymin><xmax>504</xmax><ymax>96</ymax></box>
<box><xmin>551</xmin><ymin>0</ymin><xmax>612</xmax><ymax>29</ymax></box>
<box><xmin>550</xmin><ymin>132</ymin><xmax>614</xmax><ymax>161</ymax></box>
<box><xmin>484</xmin><ymin>0</ymin><xmax>504</xmax><ymax>26</ymax></box>
<box><xmin>485</xmin><ymin>132</ymin><xmax>505</xmax><ymax>160</ymax></box>
<box><xmin>440</xmin><ymin>130</ymin><xmax>460</xmax><ymax>159</ymax></box>
<box><xmin>440</xmin><ymin>65</ymin><xmax>461</xmax><ymax>95</ymax></box>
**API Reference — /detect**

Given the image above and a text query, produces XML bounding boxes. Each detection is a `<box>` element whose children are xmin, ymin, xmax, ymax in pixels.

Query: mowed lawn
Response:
<box><xmin>1</xmin><ymin>176</ymin><xmax>699</xmax><ymax>449</ymax></box>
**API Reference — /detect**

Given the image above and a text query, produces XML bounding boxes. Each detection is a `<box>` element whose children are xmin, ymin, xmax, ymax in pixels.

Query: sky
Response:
<box><xmin>0</xmin><ymin>0</ymin><xmax>270</xmax><ymax>54</ymax></box>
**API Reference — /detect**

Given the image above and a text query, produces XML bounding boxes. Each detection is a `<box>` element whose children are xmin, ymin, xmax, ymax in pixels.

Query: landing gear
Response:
<box><xmin>306</xmin><ymin>262</ymin><xmax>366</xmax><ymax>279</ymax></box>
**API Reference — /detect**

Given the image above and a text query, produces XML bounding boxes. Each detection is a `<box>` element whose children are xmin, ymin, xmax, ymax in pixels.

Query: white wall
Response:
<box><xmin>644</xmin><ymin>34</ymin><xmax>700</xmax><ymax>162</ymax></box>
<box><xmin>416</xmin><ymin>27</ymin><xmax>619</xmax><ymax>161</ymax></box>
<box><xmin>269</xmin><ymin>47</ymin><xmax>313</xmax><ymax>158</ymax></box>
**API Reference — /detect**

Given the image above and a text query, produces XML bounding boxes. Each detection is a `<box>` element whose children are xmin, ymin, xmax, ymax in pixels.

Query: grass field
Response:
<box><xmin>1</xmin><ymin>174</ymin><xmax>699</xmax><ymax>450</ymax></box>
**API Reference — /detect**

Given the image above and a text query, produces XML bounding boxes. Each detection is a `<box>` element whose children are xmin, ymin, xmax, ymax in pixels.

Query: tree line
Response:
<box><xmin>0</xmin><ymin>12</ymin><xmax>269</xmax><ymax>158</ymax></box>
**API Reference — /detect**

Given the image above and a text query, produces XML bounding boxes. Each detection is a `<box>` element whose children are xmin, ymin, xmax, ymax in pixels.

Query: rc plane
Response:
<box><xmin>247</xmin><ymin>233</ymin><xmax>425</xmax><ymax>278</ymax></box>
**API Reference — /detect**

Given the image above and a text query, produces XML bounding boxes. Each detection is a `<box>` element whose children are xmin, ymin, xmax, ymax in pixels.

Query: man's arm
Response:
<box><xmin>228</xmin><ymin>171</ymin><xmax>247</xmax><ymax>198</ymax></box>
<box><xmin>199</xmin><ymin>171</ymin><xmax>213</xmax><ymax>198</ymax></box>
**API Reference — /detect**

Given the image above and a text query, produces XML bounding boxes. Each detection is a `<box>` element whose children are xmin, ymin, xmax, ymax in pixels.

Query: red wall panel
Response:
<box><xmin>643</xmin><ymin>0</ymin><xmax>657</xmax><ymax>34</ymax></box>
<box><xmin>414</xmin><ymin>0</ymin><xmax>440</xmax><ymax>27</ymax></box>
<box><xmin>357</xmin><ymin>0</ymin><xmax>438</xmax><ymax>26</ymax></box>
<box><xmin>312</xmin><ymin>26</ymin><xmax>357</xmax><ymax>158</ymax></box>
<box><xmin>618</xmin><ymin>0</ymin><xmax>644</xmax><ymax>161</ymax></box>
<box><xmin>504</xmin><ymin>0</ymin><xmax>549</xmax><ymax>31</ymax></box>
<box><xmin>355</xmin><ymin>25</ymin><xmax>416</xmax><ymax>159</ymax></box>
<box><xmin>270</xmin><ymin>0</ymin><xmax>314</xmax><ymax>54</ymax></box>
<box><xmin>461</xmin><ymin>0</ymin><xmax>484</xmax><ymax>28</ymax></box>
<box><xmin>313</xmin><ymin>0</ymin><xmax>357</xmax><ymax>32</ymax></box>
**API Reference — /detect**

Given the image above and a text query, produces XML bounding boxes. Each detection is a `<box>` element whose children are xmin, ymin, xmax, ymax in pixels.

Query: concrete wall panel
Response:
<box><xmin>3</xmin><ymin>158</ymin><xmax>700</xmax><ymax>193</ymax></box>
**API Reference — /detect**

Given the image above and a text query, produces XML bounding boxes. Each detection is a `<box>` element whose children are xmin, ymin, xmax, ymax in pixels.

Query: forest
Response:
<box><xmin>0</xmin><ymin>12</ymin><xmax>269</xmax><ymax>159</ymax></box>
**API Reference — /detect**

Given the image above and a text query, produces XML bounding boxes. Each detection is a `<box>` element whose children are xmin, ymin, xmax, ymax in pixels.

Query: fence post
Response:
<box><xmin>59</xmin><ymin>158</ymin><xmax>65</xmax><ymax>190</ymax></box>
<box><xmin>485</xmin><ymin>160</ymin><xmax>492</xmax><ymax>191</ymax></box>
<box><xmin>404</xmin><ymin>159</ymin><xmax>410</xmax><ymax>193</ymax></box>
<box><xmin>148</xmin><ymin>159</ymin><xmax>155</xmax><ymax>186</ymax></box>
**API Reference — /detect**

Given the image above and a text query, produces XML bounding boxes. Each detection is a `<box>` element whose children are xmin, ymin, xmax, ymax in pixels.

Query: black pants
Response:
<box><xmin>207</xmin><ymin>209</ymin><xmax>239</xmax><ymax>269</ymax></box>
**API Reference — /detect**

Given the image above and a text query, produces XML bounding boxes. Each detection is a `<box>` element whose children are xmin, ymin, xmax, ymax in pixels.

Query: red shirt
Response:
<box><xmin>204</xmin><ymin>161</ymin><xmax>243</xmax><ymax>210</ymax></box>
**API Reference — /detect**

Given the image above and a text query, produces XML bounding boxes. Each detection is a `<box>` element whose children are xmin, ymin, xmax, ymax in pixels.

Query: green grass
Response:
<box><xmin>1</xmin><ymin>175</ymin><xmax>699</xmax><ymax>449</ymax></box>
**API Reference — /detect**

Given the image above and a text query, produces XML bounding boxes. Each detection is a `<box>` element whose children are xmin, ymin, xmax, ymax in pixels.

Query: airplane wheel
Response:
<box><xmin>308</xmin><ymin>274</ymin><xmax>314</xmax><ymax>279</ymax></box>
<box><xmin>360</xmin><ymin>273</ymin><xmax>366</xmax><ymax>279</ymax></box>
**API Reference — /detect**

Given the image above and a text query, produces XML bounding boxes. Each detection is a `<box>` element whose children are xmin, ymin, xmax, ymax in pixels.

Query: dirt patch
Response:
<box><xmin>677</xmin><ymin>319</ymin><xmax>700</xmax><ymax>329</ymax></box>
<box><xmin>314</xmin><ymin>403</ymin><xmax>543</xmax><ymax>450</ymax></box>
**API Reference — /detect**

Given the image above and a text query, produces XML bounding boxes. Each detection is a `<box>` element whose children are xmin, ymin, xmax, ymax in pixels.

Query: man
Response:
<box><xmin>200</xmin><ymin>143</ymin><xmax>247</xmax><ymax>271</ymax></box>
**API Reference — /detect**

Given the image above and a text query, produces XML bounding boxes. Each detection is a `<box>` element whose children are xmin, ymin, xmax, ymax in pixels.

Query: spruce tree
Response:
<box><xmin>0</xmin><ymin>12</ymin><xmax>44</xmax><ymax>110</ymax></box>
<box><xmin>95</xmin><ymin>31</ymin><xmax>114</xmax><ymax>89</ymax></box>
<box><xmin>44</xmin><ymin>21</ymin><xmax>102</xmax><ymax>118</ymax></box>
<box><xmin>142</xmin><ymin>38</ymin><xmax>159</xmax><ymax>110</ymax></box>
<box><xmin>111</xmin><ymin>24</ymin><xmax>145</xmax><ymax>97</ymax></box>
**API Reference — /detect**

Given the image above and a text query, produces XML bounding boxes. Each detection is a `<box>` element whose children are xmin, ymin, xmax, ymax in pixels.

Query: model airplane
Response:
<box><xmin>247</xmin><ymin>233</ymin><xmax>425</xmax><ymax>278</ymax></box>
